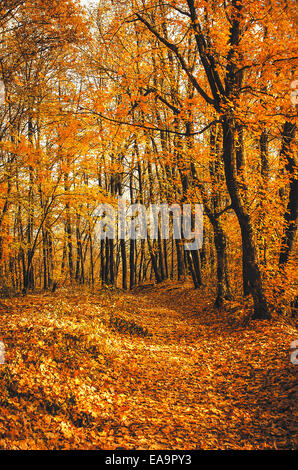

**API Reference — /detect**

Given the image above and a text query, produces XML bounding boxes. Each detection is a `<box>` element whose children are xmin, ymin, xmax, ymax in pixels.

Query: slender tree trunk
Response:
<box><xmin>129</xmin><ymin>239</ymin><xmax>135</xmax><ymax>289</ymax></box>
<box><xmin>109</xmin><ymin>238</ymin><xmax>114</xmax><ymax>285</ymax></box>
<box><xmin>89</xmin><ymin>228</ymin><xmax>94</xmax><ymax>286</ymax></box>
<box><xmin>100</xmin><ymin>239</ymin><xmax>105</xmax><ymax>284</ymax></box>
<box><xmin>120</xmin><ymin>239</ymin><xmax>127</xmax><ymax>290</ymax></box>
<box><xmin>175</xmin><ymin>239</ymin><xmax>184</xmax><ymax>280</ymax></box>
<box><xmin>279</xmin><ymin>122</ymin><xmax>297</xmax><ymax>266</ymax></box>
<box><xmin>147</xmin><ymin>238</ymin><xmax>162</xmax><ymax>284</ymax></box>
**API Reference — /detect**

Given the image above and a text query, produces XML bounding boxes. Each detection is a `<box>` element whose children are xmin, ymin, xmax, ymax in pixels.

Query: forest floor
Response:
<box><xmin>0</xmin><ymin>281</ymin><xmax>297</xmax><ymax>450</ymax></box>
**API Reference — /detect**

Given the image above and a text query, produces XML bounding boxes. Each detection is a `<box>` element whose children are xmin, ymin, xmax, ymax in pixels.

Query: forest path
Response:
<box><xmin>92</xmin><ymin>282</ymin><xmax>297</xmax><ymax>450</ymax></box>
<box><xmin>0</xmin><ymin>283</ymin><xmax>297</xmax><ymax>449</ymax></box>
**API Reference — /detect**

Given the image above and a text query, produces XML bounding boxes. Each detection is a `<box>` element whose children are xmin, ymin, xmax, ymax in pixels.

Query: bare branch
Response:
<box><xmin>135</xmin><ymin>13</ymin><xmax>215</xmax><ymax>107</ymax></box>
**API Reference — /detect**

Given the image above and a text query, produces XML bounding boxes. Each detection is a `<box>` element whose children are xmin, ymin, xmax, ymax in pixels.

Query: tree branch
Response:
<box><xmin>135</xmin><ymin>13</ymin><xmax>215</xmax><ymax>107</ymax></box>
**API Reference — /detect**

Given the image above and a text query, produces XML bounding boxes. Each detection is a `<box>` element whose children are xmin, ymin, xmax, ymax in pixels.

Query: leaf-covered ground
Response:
<box><xmin>0</xmin><ymin>282</ymin><xmax>297</xmax><ymax>450</ymax></box>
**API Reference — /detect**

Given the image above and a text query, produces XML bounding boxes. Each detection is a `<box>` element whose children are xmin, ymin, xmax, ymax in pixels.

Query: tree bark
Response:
<box><xmin>279</xmin><ymin>122</ymin><xmax>297</xmax><ymax>266</ymax></box>
<box><xmin>222</xmin><ymin>118</ymin><xmax>270</xmax><ymax>319</ymax></box>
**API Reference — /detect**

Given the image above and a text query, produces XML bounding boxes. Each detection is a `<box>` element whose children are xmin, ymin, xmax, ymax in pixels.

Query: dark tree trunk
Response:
<box><xmin>129</xmin><ymin>239</ymin><xmax>135</xmax><ymax>289</ymax></box>
<box><xmin>109</xmin><ymin>238</ymin><xmax>114</xmax><ymax>285</ymax></box>
<box><xmin>120</xmin><ymin>239</ymin><xmax>127</xmax><ymax>290</ymax></box>
<box><xmin>279</xmin><ymin>122</ymin><xmax>297</xmax><ymax>266</ymax></box>
<box><xmin>213</xmin><ymin>222</ymin><xmax>230</xmax><ymax>307</ymax></box>
<box><xmin>175</xmin><ymin>239</ymin><xmax>184</xmax><ymax>280</ymax></box>
<box><xmin>163</xmin><ymin>239</ymin><xmax>168</xmax><ymax>279</ymax></box>
<box><xmin>147</xmin><ymin>238</ymin><xmax>162</xmax><ymax>284</ymax></box>
<box><xmin>190</xmin><ymin>250</ymin><xmax>202</xmax><ymax>288</ymax></box>
<box><xmin>100</xmin><ymin>239</ymin><xmax>105</xmax><ymax>284</ymax></box>
<box><xmin>222</xmin><ymin>118</ymin><xmax>270</xmax><ymax>319</ymax></box>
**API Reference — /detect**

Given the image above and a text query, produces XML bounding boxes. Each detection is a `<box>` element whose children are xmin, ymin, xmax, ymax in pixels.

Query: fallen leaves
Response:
<box><xmin>0</xmin><ymin>284</ymin><xmax>297</xmax><ymax>450</ymax></box>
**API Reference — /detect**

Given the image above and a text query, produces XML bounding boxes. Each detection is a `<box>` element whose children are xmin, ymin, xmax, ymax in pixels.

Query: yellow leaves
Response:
<box><xmin>13</xmin><ymin>77</ymin><xmax>24</xmax><ymax>87</ymax></box>
<box><xmin>0</xmin><ymin>272</ymin><xmax>297</xmax><ymax>451</ymax></box>
<box><xmin>15</xmin><ymin>136</ymin><xmax>31</xmax><ymax>156</ymax></box>
<box><xmin>60</xmin><ymin>421</ymin><xmax>73</xmax><ymax>438</ymax></box>
<box><xmin>162</xmin><ymin>425</ymin><xmax>172</xmax><ymax>435</ymax></box>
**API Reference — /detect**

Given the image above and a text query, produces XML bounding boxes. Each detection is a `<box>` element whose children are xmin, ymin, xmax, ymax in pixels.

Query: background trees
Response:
<box><xmin>0</xmin><ymin>0</ymin><xmax>296</xmax><ymax>320</ymax></box>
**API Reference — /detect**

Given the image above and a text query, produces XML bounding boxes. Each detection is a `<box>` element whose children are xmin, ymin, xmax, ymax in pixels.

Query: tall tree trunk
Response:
<box><xmin>120</xmin><ymin>238</ymin><xmax>127</xmax><ymax>290</ymax></box>
<box><xmin>279</xmin><ymin>122</ymin><xmax>297</xmax><ymax>266</ymax></box>
<box><xmin>222</xmin><ymin>118</ymin><xmax>270</xmax><ymax>319</ymax></box>
<box><xmin>129</xmin><ymin>239</ymin><xmax>135</xmax><ymax>289</ymax></box>
<box><xmin>175</xmin><ymin>239</ymin><xmax>184</xmax><ymax>280</ymax></box>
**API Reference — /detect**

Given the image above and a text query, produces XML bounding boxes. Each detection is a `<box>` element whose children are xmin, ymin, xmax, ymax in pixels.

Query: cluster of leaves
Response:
<box><xmin>109</xmin><ymin>314</ymin><xmax>151</xmax><ymax>338</ymax></box>
<box><xmin>0</xmin><ymin>284</ymin><xmax>297</xmax><ymax>450</ymax></box>
<box><xmin>0</xmin><ymin>0</ymin><xmax>296</xmax><ymax>315</ymax></box>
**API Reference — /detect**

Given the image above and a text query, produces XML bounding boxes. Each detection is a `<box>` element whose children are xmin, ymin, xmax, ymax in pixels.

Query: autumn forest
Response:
<box><xmin>0</xmin><ymin>0</ymin><xmax>297</xmax><ymax>452</ymax></box>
